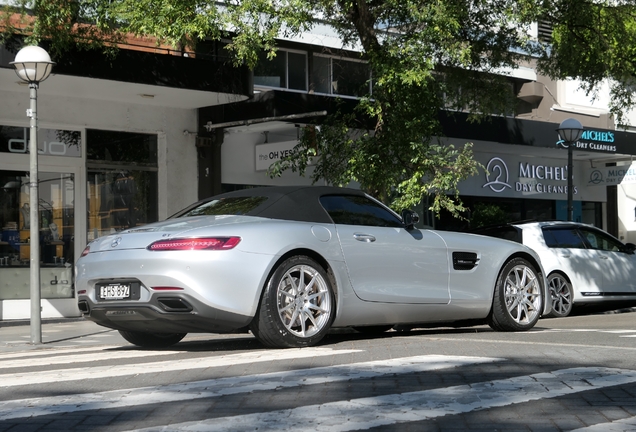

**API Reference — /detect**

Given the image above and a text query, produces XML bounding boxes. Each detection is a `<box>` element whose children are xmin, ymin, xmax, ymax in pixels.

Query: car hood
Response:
<box><xmin>85</xmin><ymin>215</ymin><xmax>265</xmax><ymax>252</ymax></box>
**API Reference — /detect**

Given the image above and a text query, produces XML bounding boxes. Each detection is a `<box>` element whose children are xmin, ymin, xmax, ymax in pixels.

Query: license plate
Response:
<box><xmin>99</xmin><ymin>284</ymin><xmax>130</xmax><ymax>300</ymax></box>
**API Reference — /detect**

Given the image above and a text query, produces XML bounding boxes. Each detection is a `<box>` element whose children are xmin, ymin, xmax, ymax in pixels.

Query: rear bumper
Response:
<box><xmin>78</xmin><ymin>292</ymin><xmax>253</xmax><ymax>334</ymax></box>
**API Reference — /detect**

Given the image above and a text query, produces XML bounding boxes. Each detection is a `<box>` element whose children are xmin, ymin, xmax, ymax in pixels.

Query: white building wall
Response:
<box><xmin>221</xmin><ymin>128</ymin><xmax>315</xmax><ymax>186</ymax></box>
<box><xmin>563</xmin><ymin>80</ymin><xmax>636</xmax><ymax>127</ymax></box>
<box><xmin>0</xmin><ymin>88</ymin><xmax>199</xmax><ymax>219</ymax></box>
<box><xmin>618</xmin><ymin>183</ymin><xmax>636</xmax><ymax>244</ymax></box>
<box><xmin>0</xmin><ymin>85</ymin><xmax>198</xmax><ymax>320</ymax></box>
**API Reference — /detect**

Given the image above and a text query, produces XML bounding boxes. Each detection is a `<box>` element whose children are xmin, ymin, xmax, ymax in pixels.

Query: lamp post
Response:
<box><xmin>10</xmin><ymin>45</ymin><xmax>55</xmax><ymax>345</ymax></box>
<box><xmin>556</xmin><ymin>118</ymin><xmax>584</xmax><ymax>222</ymax></box>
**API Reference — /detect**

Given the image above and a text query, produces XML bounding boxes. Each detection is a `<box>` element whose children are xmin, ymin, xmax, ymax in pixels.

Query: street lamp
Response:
<box><xmin>10</xmin><ymin>45</ymin><xmax>55</xmax><ymax>345</ymax></box>
<box><xmin>556</xmin><ymin>118</ymin><xmax>584</xmax><ymax>222</ymax></box>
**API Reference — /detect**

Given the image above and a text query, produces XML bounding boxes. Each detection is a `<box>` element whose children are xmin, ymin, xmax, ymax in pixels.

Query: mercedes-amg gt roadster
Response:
<box><xmin>76</xmin><ymin>186</ymin><xmax>550</xmax><ymax>348</ymax></box>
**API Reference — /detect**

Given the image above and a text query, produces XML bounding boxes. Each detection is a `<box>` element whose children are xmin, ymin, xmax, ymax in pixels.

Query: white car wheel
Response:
<box><xmin>546</xmin><ymin>273</ymin><xmax>574</xmax><ymax>318</ymax></box>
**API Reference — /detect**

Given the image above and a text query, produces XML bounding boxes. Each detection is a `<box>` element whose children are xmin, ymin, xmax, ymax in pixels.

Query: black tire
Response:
<box><xmin>250</xmin><ymin>255</ymin><xmax>336</xmax><ymax>348</ymax></box>
<box><xmin>119</xmin><ymin>330</ymin><xmax>186</xmax><ymax>348</ymax></box>
<box><xmin>353</xmin><ymin>325</ymin><xmax>393</xmax><ymax>334</ymax></box>
<box><xmin>545</xmin><ymin>273</ymin><xmax>574</xmax><ymax>318</ymax></box>
<box><xmin>488</xmin><ymin>257</ymin><xmax>543</xmax><ymax>331</ymax></box>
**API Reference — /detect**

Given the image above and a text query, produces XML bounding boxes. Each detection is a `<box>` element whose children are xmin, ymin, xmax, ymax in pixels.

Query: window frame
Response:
<box><xmin>311</xmin><ymin>53</ymin><xmax>372</xmax><ymax>98</ymax></box>
<box><xmin>253</xmin><ymin>48</ymin><xmax>308</xmax><ymax>92</ymax></box>
<box><xmin>319</xmin><ymin>194</ymin><xmax>404</xmax><ymax>228</ymax></box>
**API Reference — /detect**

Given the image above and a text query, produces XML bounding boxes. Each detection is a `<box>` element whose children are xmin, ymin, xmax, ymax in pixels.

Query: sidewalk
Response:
<box><xmin>0</xmin><ymin>317</ymin><xmax>123</xmax><ymax>353</ymax></box>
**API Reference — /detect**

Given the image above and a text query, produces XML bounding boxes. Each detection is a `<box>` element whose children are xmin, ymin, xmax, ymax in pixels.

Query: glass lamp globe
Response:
<box><xmin>10</xmin><ymin>45</ymin><xmax>55</xmax><ymax>83</ymax></box>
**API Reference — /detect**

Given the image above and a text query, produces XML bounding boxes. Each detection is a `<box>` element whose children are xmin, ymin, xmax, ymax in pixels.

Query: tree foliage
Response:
<box><xmin>537</xmin><ymin>1</ymin><xmax>636</xmax><ymax>126</ymax></box>
<box><xmin>3</xmin><ymin>0</ymin><xmax>636</xmax><ymax>214</ymax></box>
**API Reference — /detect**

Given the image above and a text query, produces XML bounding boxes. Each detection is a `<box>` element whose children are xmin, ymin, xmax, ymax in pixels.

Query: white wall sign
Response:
<box><xmin>585</xmin><ymin>162</ymin><xmax>636</xmax><ymax>186</ymax></box>
<box><xmin>255</xmin><ymin>141</ymin><xmax>299</xmax><ymax>171</ymax></box>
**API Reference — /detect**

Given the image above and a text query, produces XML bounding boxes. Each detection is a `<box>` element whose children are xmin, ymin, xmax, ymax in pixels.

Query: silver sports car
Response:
<box><xmin>76</xmin><ymin>186</ymin><xmax>550</xmax><ymax>348</ymax></box>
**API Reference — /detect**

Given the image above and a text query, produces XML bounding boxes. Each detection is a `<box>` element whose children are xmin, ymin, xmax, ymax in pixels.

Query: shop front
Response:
<box><xmin>0</xmin><ymin>126</ymin><xmax>81</xmax><ymax>319</ymax></box>
<box><xmin>209</xmin><ymin>107</ymin><xmax>636</xmax><ymax>238</ymax></box>
<box><xmin>434</xmin><ymin>114</ymin><xmax>636</xmax><ymax>234</ymax></box>
<box><xmin>0</xmin><ymin>126</ymin><xmax>161</xmax><ymax>320</ymax></box>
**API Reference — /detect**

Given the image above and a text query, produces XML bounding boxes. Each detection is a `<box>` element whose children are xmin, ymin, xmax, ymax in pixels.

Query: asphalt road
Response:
<box><xmin>0</xmin><ymin>309</ymin><xmax>635</xmax><ymax>431</ymax></box>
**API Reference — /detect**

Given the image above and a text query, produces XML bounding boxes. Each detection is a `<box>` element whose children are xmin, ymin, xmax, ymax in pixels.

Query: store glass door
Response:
<box><xmin>0</xmin><ymin>171</ymin><xmax>75</xmax><ymax>300</ymax></box>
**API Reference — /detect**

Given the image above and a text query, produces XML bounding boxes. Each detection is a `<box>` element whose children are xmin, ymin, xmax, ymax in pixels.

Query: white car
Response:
<box><xmin>475</xmin><ymin>221</ymin><xmax>636</xmax><ymax>317</ymax></box>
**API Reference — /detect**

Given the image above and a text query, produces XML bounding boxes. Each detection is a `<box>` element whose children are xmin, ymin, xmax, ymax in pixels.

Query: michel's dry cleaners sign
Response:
<box><xmin>481</xmin><ymin>157</ymin><xmax>575</xmax><ymax>196</ymax></box>
<box><xmin>461</xmin><ymin>153</ymin><xmax>603</xmax><ymax>201</ymax></box>
<box><xmin>586</xmin><ymin>163</ymin><xmax>636</xmax><ymax>186</ymax></box>
<box><xmin>559</xmin><ymin>129</ymin><xmax>618</xmax><ymax>153</ymax></box>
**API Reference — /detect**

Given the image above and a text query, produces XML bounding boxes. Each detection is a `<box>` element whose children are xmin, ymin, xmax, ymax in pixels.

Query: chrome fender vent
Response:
<box><xmin>452</xmin><ymin>252</ymin><xmax>479</xmax><ymax>270</ymax></box>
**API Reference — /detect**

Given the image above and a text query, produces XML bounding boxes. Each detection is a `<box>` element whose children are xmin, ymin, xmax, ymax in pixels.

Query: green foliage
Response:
<box><xmin>469</xmin><ymin>203</ymin><xmax>510</xmax><ymax>228</ymax></box>
<box><xmin>537</xmin><ymin>0</ymin><xmax>636</xmax><ymax>125</ymax></box>
<box><xmin>6</xmin><ymin>0</ymin><xmax>636</xmax><ymax>214</ymax></box>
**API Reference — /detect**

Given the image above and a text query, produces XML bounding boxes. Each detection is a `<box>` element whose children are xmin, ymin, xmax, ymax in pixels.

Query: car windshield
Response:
<box><xmin>178</xmin><ymin>196</ymin><xmax>268</xmax><ymax>217</ymax></box>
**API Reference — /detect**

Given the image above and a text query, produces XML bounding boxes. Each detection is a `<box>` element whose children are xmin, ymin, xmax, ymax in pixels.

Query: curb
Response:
<box><xmin>0</xmin><ymin>317</ymin><xmax>86</xmax><ymax>328</ymax></box>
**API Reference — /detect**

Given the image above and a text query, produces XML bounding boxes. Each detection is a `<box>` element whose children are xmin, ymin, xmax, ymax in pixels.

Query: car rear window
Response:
<box><xmin>178</xmin><ymin>196</ymin><xmax>268</xmax><ymax>217</ymax></box>
<box><xmin>542</xmin><ymin>228</ymin><xmax>586</xmax><ymax>248</ymax></box>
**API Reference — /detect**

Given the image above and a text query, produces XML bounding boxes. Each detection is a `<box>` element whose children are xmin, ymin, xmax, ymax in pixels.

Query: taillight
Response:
<box><xmin>81</xmin><ymin>245</ymin><xmax>90</xmax><ymax>257</ymax></box>
<box><xmin>147</xmin><ymin>237</ymin><xmax>241</xmax><ymax>251</ymax></box>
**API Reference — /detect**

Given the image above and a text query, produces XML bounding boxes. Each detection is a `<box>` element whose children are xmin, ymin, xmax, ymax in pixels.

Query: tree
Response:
<box><xmin>537</xmin><ymin>1</ymin><xmax>636</xmax><ymax>127</ymax></box>
<box><xmin>3</xmin><ymin>0</ymin><xmax>635</xmax><ymax>214</ymax></box>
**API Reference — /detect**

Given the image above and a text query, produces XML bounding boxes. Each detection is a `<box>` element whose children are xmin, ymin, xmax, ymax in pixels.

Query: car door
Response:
<box><xmin>320</xmin><ymin>194</ymin><xmax>450</xmax><ymax>304</ymax></box>
<box><xmin>577</xmin><ymin>227</ymin><xmax>636</xmax><ymax>294</ymax></box>
<box><xmin>542</xmin><ymin>227</ymin><xmax>604</xmax><ymax>294</ymax></box>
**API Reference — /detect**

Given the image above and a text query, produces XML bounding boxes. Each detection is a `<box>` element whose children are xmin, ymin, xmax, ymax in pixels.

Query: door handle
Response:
<box><xmin>600</xmin><ymin>255</ymin><xmax>609</xmax><ymax>260</ymax></box>
<box><xmin>560</xmin><ymin>254</ymin><xmax>571</xmax><ymax>258</ymax></box>
<box><xmin>353</xmin><ymin>233</ymin><xmax>376</xmax><ymax>243</ymax></box>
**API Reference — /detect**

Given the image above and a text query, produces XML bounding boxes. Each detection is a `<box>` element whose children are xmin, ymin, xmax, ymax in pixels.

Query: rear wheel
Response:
<box><xmin>119</xmin><ymin>330</ymin><xmax>186</xmax><ymax>348</ymax></box>
<box><xmin>488</xmin><ymin>257</ymin><xmax>543</xmax><ymax>331</ymax></box>
<box><xmin>546</xmin><ymin>273</ymin><xmax>573</xmax><ymax>318</ymax></box>
<box><xmin>250</xmin><ymin>256</ymin><xmax>335</xmax><ymax>348</ymax></box>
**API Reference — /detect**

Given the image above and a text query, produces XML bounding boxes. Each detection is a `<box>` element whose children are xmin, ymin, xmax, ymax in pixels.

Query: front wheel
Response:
<box><xmin>119</xmin><ymin>330</ymin><xmax>186</xmax><ymax>348</ymax></box>
<box><xmin>545</xmin><ymin>273</ymin><xmax>573</xmax><ymax>318</ymax></box>
<box><xmin>250</xmin><ymin>256</ymin><xmax>335</xmax><ymax>348</ymax></box>
<box><xmin>488</xmin><ymin>257</ymin><xmax>543</xmax><ymax>331</ymax></box>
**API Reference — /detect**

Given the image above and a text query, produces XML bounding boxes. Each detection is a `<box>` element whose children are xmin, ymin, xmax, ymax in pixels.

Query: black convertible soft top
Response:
<box><xmin>175</xmin><ymin>186</ymin><xmax>369</xmax><ymax>224</ymax></box>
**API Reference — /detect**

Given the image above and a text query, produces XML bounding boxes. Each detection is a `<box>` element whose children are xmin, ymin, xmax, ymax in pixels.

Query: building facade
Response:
<box><xmin>0</xmin><ymin>43</ymin><xmax>251</xmax><ymax>320</ymax></box>
<box><xmin>1</xmin><ymin>19</ymin><xmax>636</xmax><ymax>321</ymax></box>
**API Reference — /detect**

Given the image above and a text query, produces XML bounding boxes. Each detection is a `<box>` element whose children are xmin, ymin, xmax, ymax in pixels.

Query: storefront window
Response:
<box><xmin>87</xmin><ymin>169</ymin><xmax>158</xmax><ymax>240</ymax></box>
<box><xmin>0</xmin><ymin>171</ymin><xmax>75</xmax><ymax>300</ymax></box>
<box><xmin>86</xmin><ymin>130</ymin><xmax>158</xmax><ymax>241</ymax></box>
<box><xmin>0</xmin><ymin>125</ymin><xmax>81</xmax><ymax>158</ymax></box>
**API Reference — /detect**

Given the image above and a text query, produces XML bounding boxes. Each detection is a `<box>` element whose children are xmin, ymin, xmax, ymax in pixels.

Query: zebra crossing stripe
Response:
<box><xmin>0</xmin><ymin>346</ymin><xmax>123</xmax><ymax>360</ymax></box>
<box><xmin>569</xmin><ymin>416</ymin><xmax>636</xmax><ymax>431</ymax></box>
<box><xmin>125</xmin><ymin>367</ymin><xmax>636</xmax><ymax>432</ymax></box>
<box><xmin>0</xmin><ymin>347</ymin><xmax>361</xmax><ymax>388</ymax></box>
<box><xmin>0</xmin><ymin>355</ymin><xmax>500</xmax><ymax>421</ymax></box>
<box><xmin>0</xmin><ymin>349</ymin><xmax>182</xmax><ymax>368</ymax></box>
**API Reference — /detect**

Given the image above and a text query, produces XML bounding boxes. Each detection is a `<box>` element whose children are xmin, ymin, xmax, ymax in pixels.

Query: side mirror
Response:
<box><xmin>401</xmin><ymin>209</ymin><xmax>420</xmax><ymax>230</ymax></box>
<box><xmin>625</xmin><ymin>243</ymin><xmax>636</xmax><ymax>254</ymax></box>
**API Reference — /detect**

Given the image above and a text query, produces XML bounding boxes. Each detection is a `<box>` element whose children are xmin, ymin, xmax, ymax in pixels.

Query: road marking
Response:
<box><xmin>125</xmin><ymin>367</ymin><xmax>636</xmax><ymax>432</ymax></box>
<box><xmin>0</xmin><ymin>355</ymin><xmax>499</xmax><ymax>421</ymax></box>
<box><xmin>601</xmin><ymin>330</ymin><xmax>636</xmax><ymax>333</ymax></box>
<box><xmin>0</xmin><ymin>349</ymin><xmax>182</xmax><ymax>368</ymax></box>
<box><xmin>0</xmin><ymin>345</ymin><xmax>123</xmax><ymax>360</ymax></box>
<box><xmin>0</xmin><ymin>347</ymin><xmax>360</xmax><ymax>388</ymax></box>
<box><xmin>569</xmin><ymin>416</ymin><xmax>636</xmax><ymax>431</ymax></box>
